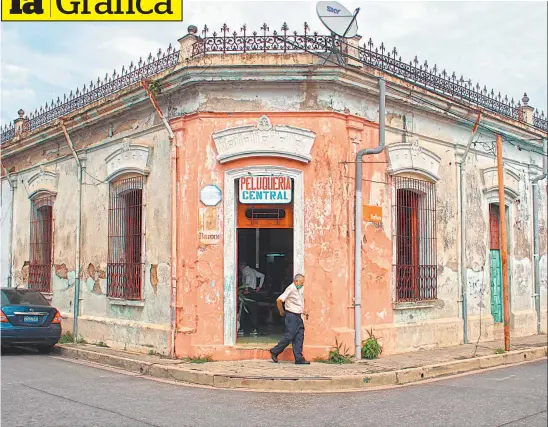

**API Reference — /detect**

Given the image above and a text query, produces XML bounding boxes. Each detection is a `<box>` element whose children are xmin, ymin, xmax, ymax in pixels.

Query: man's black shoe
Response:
<box><xmin>270</xmin><ymin>350</ymin><xmax>278</xmax><ymax>363</ymax></box>
<box><xmin>295</xmin><ymin>360</ymin><xmax>310</xmax><ymax>365</ymax></box>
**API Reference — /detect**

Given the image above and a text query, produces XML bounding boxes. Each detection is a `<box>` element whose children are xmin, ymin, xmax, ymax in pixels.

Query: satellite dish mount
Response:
<box><xmin>316</xmin><ymin>1</ymin><xmax>360</xmax><ymax>65</ymax></box>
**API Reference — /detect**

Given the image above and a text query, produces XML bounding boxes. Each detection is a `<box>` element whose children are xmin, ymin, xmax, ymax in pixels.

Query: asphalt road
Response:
<box><xmin>1</xmin><ymin>348</ymin><xmax>546</xmax><ymax>427</ymax></box>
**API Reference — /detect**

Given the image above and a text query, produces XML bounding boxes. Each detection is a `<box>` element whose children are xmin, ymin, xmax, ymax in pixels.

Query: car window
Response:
<box><xmin>1</xmin><ymin>289</ymin><xmax>50</xmax><ymax>306</ymax></box>
<box><xmin>1</xmin><ymin>291</ymin><xmax>10</xmax><ymax>306</ymax></box>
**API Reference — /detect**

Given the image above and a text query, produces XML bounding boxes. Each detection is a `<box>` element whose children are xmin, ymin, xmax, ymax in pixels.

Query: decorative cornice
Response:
<box><xmin>27</xmin><ymin>168</ymin><xmax>59</xmax><ymax>199</ymax></box>
<box><xmin>105</xmin><ymin>142</ymin><xmax>152</xmax><ymax>182</ymax></box>
<box><xmin>481</xmin><ymin>167</ymin><xmax>521</xmax><ymax>200</ymax></box>
<box><xmin>5</xmin><ymin>23</ymin><xmax>546</xmax><ymax>145</ymax></box>
<box><xmin>212</xmin><ymin>115</ymin><xmax>316</xmax><ymax>164</ymax></box>
<box><xmin>190</xmin><ymin>23</ymin><xmax>546</xmax><ymax>132</ymax></box>
<box><xmin>1</xmin><ymin>44</ymin><xmax>179</xmax><ymax>144</ymax></box>
<box><xmin>387</xmin><ymin>142</ymin><xmax>441</xmax><ymax>182</ymax></box>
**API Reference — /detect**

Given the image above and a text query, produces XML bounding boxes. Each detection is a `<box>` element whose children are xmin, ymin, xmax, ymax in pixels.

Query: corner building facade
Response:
<box><xmin>1</xmin><ymin>25</ymin><xmax>546</xmax><ymax>360</ymax></box>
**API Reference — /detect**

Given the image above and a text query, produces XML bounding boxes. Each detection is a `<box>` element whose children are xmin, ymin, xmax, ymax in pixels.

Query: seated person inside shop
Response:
<box><xmin>238</xmin><ymin>262</ymin><xmax>265</xmax><ymax>336</ymax></box>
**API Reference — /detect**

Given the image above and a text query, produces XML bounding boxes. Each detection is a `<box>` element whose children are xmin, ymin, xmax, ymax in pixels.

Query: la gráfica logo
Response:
<box><xmin>2</xmin><ymin>0</ymin><xmax>183</xmax><ymax>21</ymax></box>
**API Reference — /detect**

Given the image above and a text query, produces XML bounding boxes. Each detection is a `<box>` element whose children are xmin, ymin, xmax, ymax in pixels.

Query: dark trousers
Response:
<box><xmin>243</xmin><ymin>300</ymin><xmax>258</xmax><ymax>332</ymax></box>
<box><xmin>271</xmin><ymin>311</ymin><xmax>305</xmax><ymax>361</ymax></box>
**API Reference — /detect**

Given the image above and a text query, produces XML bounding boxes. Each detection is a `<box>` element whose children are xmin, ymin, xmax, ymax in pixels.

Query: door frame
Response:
<box><xmin>486</xmin><ymin>196</ymin><xmax>513</xmax><ymax>324</ymax></box>
<box><xmin>223</xmin><ymin>166</ymin><xmax>304</xmax><ymax>346</ymax></box>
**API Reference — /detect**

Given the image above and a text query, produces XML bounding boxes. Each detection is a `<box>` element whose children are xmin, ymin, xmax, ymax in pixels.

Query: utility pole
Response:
<box><xmin>496</xmin><ymin>134</ymin><xmax>510</xmax><ymax>351</ymax></box>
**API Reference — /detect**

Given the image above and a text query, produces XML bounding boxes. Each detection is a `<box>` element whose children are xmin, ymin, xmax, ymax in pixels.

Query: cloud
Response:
<box><xmin>1</xmin><ymin>1</ymin><xmax>546</xmax><ymax>126</ymax></box>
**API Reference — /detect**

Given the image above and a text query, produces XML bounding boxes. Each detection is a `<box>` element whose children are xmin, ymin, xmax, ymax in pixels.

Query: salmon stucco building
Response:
<box><xmin>1</xmin><ymin>24</ymin><xmax>547</xmax><ymax>361</ymax></box>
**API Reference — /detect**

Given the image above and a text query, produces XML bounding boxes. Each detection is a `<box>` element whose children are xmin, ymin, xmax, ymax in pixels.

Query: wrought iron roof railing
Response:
<box><xmin>190</xmin><ymin>23</ymin><xmax>547</xmax><ymax>134</ymax></box>
<box><xmin>1</xmin><ymin>44</ymin><xmax>179</xmax><ymax>144</ymax></box>
<box><xmin>191</xmin><ymin>23</ymin><xmax>341</xmax><ymax>56</ymax></box>
<box><xmin>2</xmin><ymin>23</ymin><xmax>546</xmax><ymax>145</ymax></box>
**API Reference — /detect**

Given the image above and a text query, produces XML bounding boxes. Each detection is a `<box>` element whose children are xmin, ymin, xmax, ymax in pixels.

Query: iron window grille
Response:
<box><xmin>393</xmin><ymin>176</ymin><xmax>437</xmax><ymax>302</ymax></box>
<box><xmin>29</xmin><ymin>195</ymin><xmax>55</xmax><ymax>293</ymax></box>
<box><xmin>489</xmin><ymin>204</ymin><xmax>501</xmax><ymax>250</ymax></box>
<box><xmin>107</xmin><ymin>176</ymin><xmax>145</xmax><ymax>300</ymax></box>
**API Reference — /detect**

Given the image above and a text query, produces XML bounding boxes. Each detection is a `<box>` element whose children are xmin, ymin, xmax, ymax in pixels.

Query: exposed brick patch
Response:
<box><xmin>55</xmin><ymin>263</ymin><xmax>69</xmax><ymax>279</ymax></box>
<box><xmin>87</xmin><ymin>263</ymin><xmax>96</xmax><ymax>279</ymax></box>
<box><xmin>92</xmin><ymin>280</ymin><xmax>103</xmax><ymax>295</ymax></box>
<box><xmin>150</xmin><ymin>264</ymin><xmax>159</xmax><ymax>294</ymax></box>
<box><xmin>21</xmin><ymin>261</ymin><xmax>30</xmax><ymax>283</ymax></box>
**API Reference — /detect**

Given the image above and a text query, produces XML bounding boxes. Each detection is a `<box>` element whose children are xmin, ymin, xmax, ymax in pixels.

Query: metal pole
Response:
<box><xmin>354</xmin><ymin>77</ymin><xmax>386</xmax><ymax>359</ymax></box>
<box><xmin>1</xmin><ymin>162</ymin><xmax>15</xmax><ymax>287</ymax></box>
<box><xmin>496</xmin><ymin>134</ymin><xmax>510</xmax><ymax>351</ymax></box>
<box><xmin>455</xmin><ymin>112</ymin><xmax>481</xmax><ymax>345</ymax></box>
<box><xmin>458</xmin><ymin>163</ymin><xmax>468</xmax><ymax>343</ymax></box>
<box><xmin>141</xmin><ymin>79</ymin><xmax>177</xmax><ymax>357</ymax></box>
<box><xmin>532</xmin><ymin>183</ymin><xmax>541</xmax><ymax>333</ymax></box>
<box><xmin>531</xmin><ymin>138</ymin><xmax>547</xmax><ymax>334</ymax></box>
<box><xmin>59</xmin><ymin>120</ymin><xmax>83</xmax><ymax>343</ymax></box>
<box><xmin>8</xmin><ymin>180</ymin><xmax>14</xmax><ymax>288</ymax></box>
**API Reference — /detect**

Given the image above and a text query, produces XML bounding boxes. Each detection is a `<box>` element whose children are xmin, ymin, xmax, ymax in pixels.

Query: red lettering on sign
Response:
<box><xmin>240</xmin><ymin>176</ymin><xmax>292</xmax><ymax>191</ymax></box>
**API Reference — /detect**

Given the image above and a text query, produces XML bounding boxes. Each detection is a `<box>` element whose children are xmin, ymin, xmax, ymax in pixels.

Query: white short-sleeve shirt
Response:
<box><xmin>242</xmin><ymin>266</ymin><xmax>265</xmax><ymax>290</ymax></box>
<box><xmin>278</xmin><ymin>283</ymin><xmax>304</xmax><ymax>314</ymax></box>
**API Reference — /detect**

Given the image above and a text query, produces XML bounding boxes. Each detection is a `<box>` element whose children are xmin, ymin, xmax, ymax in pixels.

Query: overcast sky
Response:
<box><xmin>1</xmin><ymin>1</ymin><xmax>547</xmax><ymax>126</ymax></box>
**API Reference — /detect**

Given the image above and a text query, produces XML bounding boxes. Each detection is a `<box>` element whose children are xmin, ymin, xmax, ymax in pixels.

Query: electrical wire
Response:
<box><xmin>83</xmin><ymin>169</ymin><xmax>108</xmax><ymax>186</ymax></box>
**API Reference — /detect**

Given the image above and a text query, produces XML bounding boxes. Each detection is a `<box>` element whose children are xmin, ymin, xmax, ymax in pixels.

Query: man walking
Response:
<box><xmin>270</xmin><ymin>274</ymin><xmax>310</xmax><ymax>365</ymax></box>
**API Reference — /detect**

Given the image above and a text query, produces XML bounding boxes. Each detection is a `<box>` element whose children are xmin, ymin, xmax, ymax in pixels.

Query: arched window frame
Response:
<box><xmin>391</xmin><ymin>174</ymin><xmax>438</xmax><ymax>303</ymax></box>
<box><xmin>28</xmin><ymin>190</ymin><xmax>56</xmax><ymax>293</ymax></box>
<box><xmin>106</xmin><ymin>173</ymin><xmax>147</xmax><ymax>300</ymax></box>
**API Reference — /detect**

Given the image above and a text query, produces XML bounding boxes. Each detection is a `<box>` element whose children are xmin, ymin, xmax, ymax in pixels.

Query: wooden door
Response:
<box><xmin>489</xmin><ymin>204</ymin><xmax>503</xmax><ymax>323</ymax></box>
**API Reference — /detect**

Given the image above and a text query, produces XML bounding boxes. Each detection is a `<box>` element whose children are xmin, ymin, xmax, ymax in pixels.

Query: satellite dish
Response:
<box><xmin>316</xmin><ymin>1</ymin><xmax>359</xmax><ymax>38</ymax></box>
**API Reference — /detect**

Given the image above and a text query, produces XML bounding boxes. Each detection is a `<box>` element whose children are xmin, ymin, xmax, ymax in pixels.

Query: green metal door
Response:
<box><xmin>490</xmin><ymin>249</ymin><xmax>503</xmax><ymax>323</ymax></box>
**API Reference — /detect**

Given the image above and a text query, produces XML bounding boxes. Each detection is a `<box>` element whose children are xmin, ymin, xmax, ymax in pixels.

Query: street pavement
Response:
<box><xmin>1</xmin><ymin>348</ymin><xmax>546</xmax><ymax>427</ymax></box>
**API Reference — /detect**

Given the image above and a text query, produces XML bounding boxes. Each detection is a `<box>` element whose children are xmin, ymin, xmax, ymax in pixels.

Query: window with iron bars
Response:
<box><xmin>393</xmin><ymin>176</ymin><xmax>437</xmax><ymax>302</ymax></box>
<box><xmin>29</xmin><ymin>195</ymin><xmax>55</xmax><ymax>293</ymax></box>
<box><xmin>107</xmin><ymin>176</ymin><xmax>145</xmax><ymax>300</ymax></box>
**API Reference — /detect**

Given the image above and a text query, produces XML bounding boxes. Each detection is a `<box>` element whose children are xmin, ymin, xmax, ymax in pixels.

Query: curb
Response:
<box><xmin>55</xmin><ymin>345</ymin><xmax>547</xmax><ymax>392</ymax></box>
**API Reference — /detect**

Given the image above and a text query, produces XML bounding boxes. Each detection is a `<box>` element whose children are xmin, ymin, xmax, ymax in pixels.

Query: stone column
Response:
<box><xmin>346</xmin><ymin>35</ymin><xmax>362</xmax><ymax>68</ymax></box>
<box><xmin>14</xmin><ymin>109</ymin><xmax>27</xmax><ymax>135</ymax></box>
<box><xmin>177</xmin><ymin>25</ymin><xmax>201</xmax><ymax>64</ymax></box>
<box><xmin>518</xmin><ymin>93</ymin><xmax>534</xmax><ymax>124</ymax></box>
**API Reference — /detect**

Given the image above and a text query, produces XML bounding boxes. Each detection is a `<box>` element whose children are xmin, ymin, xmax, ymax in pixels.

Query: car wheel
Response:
<box><xmin>37</xmin><ymin>345</ymin><xmax>54</xmax><ymax>354</ymax></box>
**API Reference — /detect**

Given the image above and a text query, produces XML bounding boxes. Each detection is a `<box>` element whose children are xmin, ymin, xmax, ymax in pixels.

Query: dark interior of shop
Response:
<box><xmin>237</xmin><ymin>228</ymin><xmax>293</xmax><ymax>343</ymax></box>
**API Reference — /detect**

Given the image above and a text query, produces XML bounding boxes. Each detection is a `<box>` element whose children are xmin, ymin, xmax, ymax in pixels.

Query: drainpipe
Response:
<box><xmin>532</xmin><ymin>138</ymin><xmax>547</xmax><ymax>334</ymax></box>
<box><xmin>456</xmin><ymin>113</ymin><xmax>482</xmax><ymax>345</ymax></box>
<box><xmin>141</xmin><ymin>80</ymin><xmax>178</xmax><ymax>358</ymax></box>
<box><xmin>59</xmin><ymin>119</ymin><xmax>83</xmax><ymax>343</ymax></box>
<box><xmin>1</xmin><ymin>161</ymin><xmax>15</xmax><ymax>287</ymax></box>
<box><xmin>354</xmin><ymin>77</ymin><xmax>386</xmax><ymax>360</ymax></box>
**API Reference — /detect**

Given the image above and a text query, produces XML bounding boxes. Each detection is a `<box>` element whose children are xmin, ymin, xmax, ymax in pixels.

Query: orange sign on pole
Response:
<box><xmin>363</xmin><ymin>205</ymin><xmax>383</xmax><ymax>223</ymax></box>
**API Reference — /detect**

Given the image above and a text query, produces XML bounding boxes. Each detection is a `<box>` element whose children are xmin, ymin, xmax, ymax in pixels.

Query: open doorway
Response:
<box><xmin>236</xmin><ymin>176</ymin><xmax>294</xmax><ymax>344</ymax></box>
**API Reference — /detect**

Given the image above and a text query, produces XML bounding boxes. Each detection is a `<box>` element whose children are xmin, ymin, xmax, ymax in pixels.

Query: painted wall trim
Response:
<box><xmin>212</xmin><ymin>116</ymin><xmax>316</xmax><ymax>165</ymax></box>
<box><xmin>387</xmin><ymin>142</ymin><xmax>442</xmax><ymax>182</ymax></box>
<box><xmin>104</xmin><ymin>142</ymin><xmax>153</xmax><ymax>182</ymax></box>
<box><xmin>27</xmin><ymin>169</ymin><xmax>60</xmax><ymax>199</ymax></box>
<box><xmin>481</xmin><ymin>167</ymin><xmax>521</xmax><ymax>201</ymax></box>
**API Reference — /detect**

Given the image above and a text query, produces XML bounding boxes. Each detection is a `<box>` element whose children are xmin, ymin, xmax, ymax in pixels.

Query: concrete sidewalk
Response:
<box><xmin>55</xmin><ymin>334</ymin><xmax>547</xmax><ymax>392</ymax></box>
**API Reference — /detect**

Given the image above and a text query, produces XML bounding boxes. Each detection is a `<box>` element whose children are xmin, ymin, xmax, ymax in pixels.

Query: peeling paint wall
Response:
<box><xmin>1</xmin><ymin>178</ymin><xmax>13</xmax><ymax>285</ymax></box>
<box><xmin>5</xmin><ymin>103</ymin><xmax>172</xmax><ymax>353</ymax></box>
<box><xmin>173</xmin><ymin>112</ymin><xmax>392</xmax><ymax>357</ymax></box>
<box><xmin>167</xmin><ymin>72</ymin><xmax>545</xmax><ymax>358</ymax></box>
<box><xmin>3</xmin><ymin>53</ymin><xmax>545</xmax><ymax>358</ymax></box>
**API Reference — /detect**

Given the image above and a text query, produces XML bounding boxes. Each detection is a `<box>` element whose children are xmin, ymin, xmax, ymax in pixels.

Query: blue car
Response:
<box><xmin>1</xmin><ymin>287</ymin><xmax>62</xmax><ymax>353</ymax></box>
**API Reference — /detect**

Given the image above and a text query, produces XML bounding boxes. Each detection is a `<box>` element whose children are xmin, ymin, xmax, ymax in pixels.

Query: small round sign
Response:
<box><xmin>200</xmin><ymin>184</ymin><xmax>222</xmax><ymax>206</ymax></box>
